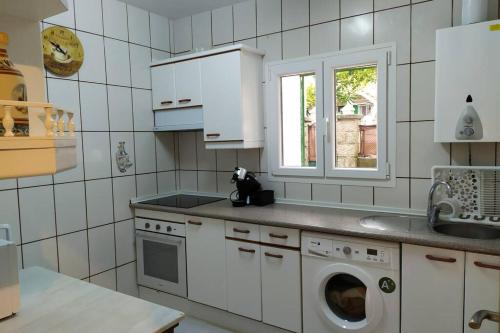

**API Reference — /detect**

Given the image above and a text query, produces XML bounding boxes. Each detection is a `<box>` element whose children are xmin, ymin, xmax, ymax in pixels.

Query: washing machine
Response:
<box><xmin>302</xmin><ymin>232</ymin><xmax>400</xmax><ymax>333</ymax></box>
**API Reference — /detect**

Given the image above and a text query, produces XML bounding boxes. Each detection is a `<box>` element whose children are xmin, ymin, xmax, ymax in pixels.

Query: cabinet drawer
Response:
<box><xmin>261</xmin><ymin>246</ymin><xmax>302</xmax><ymax>332</ymax></box>
<box><xmin>225</xmin><ymin>221</ymin><xmax>259</xmax><ymax>242</ymax></box>
<box><xmin>260</xmin><ymin>225</ymin><xmax>300</xmax><ymax>248</ymax></box>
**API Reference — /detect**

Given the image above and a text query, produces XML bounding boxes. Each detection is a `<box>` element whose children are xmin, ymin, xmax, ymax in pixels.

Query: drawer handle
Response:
<box><xmin>187</xmin><ymin>220</ymin><xmax>202</xmax><ymax>226</ymax></box>
<box><xmin>178</xmin><ymin>98</ymin><xmax>192</xmax><ymax>103</ymax></box>
<box><xmin>238</xmin><ymin>247</ymin><xmax>255</xmax><ymax>254</ymax></box>
<box><xmin>206</xmin><ymin>133</ymin><xmax>221</xmax><ymax>138</ymax></box>
<box><xmin>233</xmin><ymin>228</ymin><xmax>250</xmax><ymax>234</ymax></box>
<box><xmin>474</xmin><ymin>261</ymin><xmax>500</xmax><ymax>271</ymax></box>
<box><xmin>425</xmin><ymin>254</ymin><xmax>457</xmax><ymax>263</ymax></box>
<box><xmin>264</xmin><ymin>252</ymin><xmax>283</xmax><ymax>259</ymax></box>
<box><xmin>161</xmin><ymin>100</ymin><xmax>173</xmax><ymax>105</ymax></box>
<box><xmin>269</xmin><ymin>233</ymin><xmax>288</xmax><ymax>239</ymax></box>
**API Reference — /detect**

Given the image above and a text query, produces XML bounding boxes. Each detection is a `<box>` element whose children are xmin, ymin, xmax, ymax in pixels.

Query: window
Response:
<box><xmin>266</xmin><ymin>45</ymin><xmax>396</xmax><ymax>186</ymax></box>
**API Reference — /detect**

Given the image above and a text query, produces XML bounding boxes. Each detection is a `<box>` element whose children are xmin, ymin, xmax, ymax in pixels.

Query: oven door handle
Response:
<box><xmin>135</xmin><ymin>230</ymin><xmax>184</xmax><ymax>244</ymax></box>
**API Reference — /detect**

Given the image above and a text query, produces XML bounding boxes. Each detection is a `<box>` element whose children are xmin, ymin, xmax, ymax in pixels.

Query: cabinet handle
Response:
<box><xmin>161</xmin><ymin>100</ymin><xmax>173</xmax><ymax>105</ymax></box>
<box><xmin>474</xmin><ymin>261</ymin><xmax>500</xmax><ymax>271</ymax></box>
<box><xmin>206</xmin><ymin>133</ymin><xmax>221</xmax><ymax>138</ymax></box>
<box><xmin>264</xmin><ymin>252</ymin><xmax>283</xmax><ymax>259</ymax></box>
<box><xmin>269</xmin><ymin>233</ymin><xmax>288</xmax><ymax>239</ymax></box>
<box><xmin>178</xmin><ymin>98</ymin><xmax>192</xmax><ymax>103</ymax></box>
<box><xmin>238</xmin><ymin>247</ymin><xmax>255</xmax><ymax>254</ymax></box>
<box><xmin>187</xmin><ymin>220</ymin><xmax>202</xmax><ymax>226</ymax></box>
<box><xmin>233</xmin><ymin>228</ymin><xmax>250</xmax><ymax>234</ymax></box>
<box><xmin>425</xmin><ymin>254</ymin><xmax>457</xmax><ymax>263</ymax></box>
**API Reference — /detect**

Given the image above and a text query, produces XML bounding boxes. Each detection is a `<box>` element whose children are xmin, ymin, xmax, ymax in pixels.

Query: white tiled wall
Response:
<box><xmin>0</xmin><ymin>0</ymin><xmax>176</xmax><ymax>297</ymax></box>
<box><xmin>170</xmin><ymin>0</ymin><xmax>500</xmax><ymax>212</ymax></box>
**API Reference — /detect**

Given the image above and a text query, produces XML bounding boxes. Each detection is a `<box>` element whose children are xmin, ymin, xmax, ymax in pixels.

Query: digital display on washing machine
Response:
<box><xmin>367</xmin><ymin>248</ymin><xmax>378</xmax><ymax>256</ymax></box>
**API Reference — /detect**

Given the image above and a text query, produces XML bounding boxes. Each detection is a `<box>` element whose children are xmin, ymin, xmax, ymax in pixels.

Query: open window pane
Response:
<box><xmin>334</xmin><ymin>65</ymin><xmax>378</xmax><ymax>170</ymax></box>
<box><xmin>281</xmin><ymin>73</ymin><xmax>317</xmax><ymax>168</ymax></box>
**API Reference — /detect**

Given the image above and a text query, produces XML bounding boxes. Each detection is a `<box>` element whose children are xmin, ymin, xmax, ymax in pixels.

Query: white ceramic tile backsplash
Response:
<box><xmin>57</xmin><ymin>231</ymin><xmax>89</xmax><ymax>279</ymax></box>
<box><xmin>105</xmin><ymin>38</ymin><xmax>131</xmax><ymax>86</ymax></box>
<box><xmin>340</xmin><ymin>14</ymin><xmax>373</xmax><ymax>50</ymax></box>
<box><xmin>212</xmin><ymin>5</ymin><xmax>234</xmax><ymax>45</ymax></box>
<box><xmin>115</xmin><ymin>219</ymin><xmax>136</xmax><ymax>265</ymax></box>
<box><xmin>310</xmin><ymin>0</ymin><xmax>340</xmax><ymax>24</ymax></box>
<box><xmin>256</xmin><ymin>0</ymin><xmax>282</xmax><ymax>35</ymax></box>
<box><xmin>19</xmin><ymin>186</ymin><xmax>56</xmax><ymax>243</ymax></box>
<box><xmin>54</xmin><ymin>182</ymin><xmax>87</xmax><ymax>235</ymax></box>
<box><xmin>89</xmin><ymin>224</ymin><xmax>116</xmax><ymax>275</ymax></box>
<box><xmin>192</xmin><ymin>11</ymin><xmax>212</xmax><ymax>51</ymax></box>
<box><xmin>80</xmin><ymin>82</ymin><xmax>109</xmax><ymax>131</ymax></box>
<box><xmin>102</xmin><ymin>0</ymin><xmax>128</xmax><ymax>41</ymax></box>
<box><xmin>234</xmin><ymin>1</ymin><xmax>257</xmax><ymax>41</ymax></box>
<box><xmin>127</xmin><ymin>5</ymin><xmax>151</xmax><ymax>46</ymax></box>
<box><xmin>22</xmin><ymin>238</ymin><xmax>59</xmax><ymax>271</ymax></box>
<box><xmin>130</xmin><ymin>44</ymin><xmax>152</xmax><ymax>89</ymax></box>
<box><xmin>150</xmin><ymin>12</ymin><xmax>171</xmax><ymax>52</ymax></box>
<box><xmin>108</xmin><ymin>86</ymin><xmax>134</xmax><ymax>131</ymax></box>
<box><xmin>77</xmin><ymin>32</ymin><xmax>106</xmax><ymax>83</ymax></box>
<box><xmin>86</xmin><ymin>178</ymin><xmax>115</xmax><ymax>228</ymax></box>
<box><xmin>282</xmin><ymin>0</ymin><xmax>310</xmax><ymax>30</ymax></box>
<box><xmin>75</xmin><ymin>0</ymin><xmax>104</xmax><ymax>35</ymax></box>
<box><xmin>83</xmin><ymin>132</ymin><xmax>112</xmax><ymax>179</ymax></box>
<box><xmin>310</xmin><ymin>21</ymin><xmax>340</xmax><ymax>55</ymax></box>
<box><xmin>117</xmin><ymin>262</ymin><xmax>139</xmax><ymax>297</ymax></box>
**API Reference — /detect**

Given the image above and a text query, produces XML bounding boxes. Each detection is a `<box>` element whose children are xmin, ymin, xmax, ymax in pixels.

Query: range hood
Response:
<box><xmin>153</xmin><ymin>107</ymin><xmax>203</xmax><ymax>132</ymax></box>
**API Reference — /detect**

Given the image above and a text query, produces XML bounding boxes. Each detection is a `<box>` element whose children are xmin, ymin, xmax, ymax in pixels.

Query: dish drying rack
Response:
<box><xmin>432</xmin><ymin>166</ymin><xmax>500</xmax><ymax>226</ymax></box>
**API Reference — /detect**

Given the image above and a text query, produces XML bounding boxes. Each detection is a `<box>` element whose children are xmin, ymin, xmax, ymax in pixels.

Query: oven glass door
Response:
<box><xmin>136</xmin><ymin>230</ymin><xmax>187</xmax><ymax>297</ymax></box>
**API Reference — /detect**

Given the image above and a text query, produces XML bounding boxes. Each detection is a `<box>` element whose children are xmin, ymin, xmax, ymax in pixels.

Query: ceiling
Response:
<box><xmin>120</xmin><ymin>0</ymin><xmax>247</xmax><ymax>19</ymax></box>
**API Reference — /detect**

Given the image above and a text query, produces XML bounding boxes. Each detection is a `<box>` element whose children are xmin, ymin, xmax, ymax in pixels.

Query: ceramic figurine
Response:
<box><xmin>0</xmin><ymin>32</ymin><xmax>28</xmax><ymax>135</ymax></box>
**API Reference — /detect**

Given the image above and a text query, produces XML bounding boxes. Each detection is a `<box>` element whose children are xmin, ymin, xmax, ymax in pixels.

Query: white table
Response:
<box><xmin>0</xmin><ymin>267</ymin><xmax>184</xmax><ymax>333</ymax></box>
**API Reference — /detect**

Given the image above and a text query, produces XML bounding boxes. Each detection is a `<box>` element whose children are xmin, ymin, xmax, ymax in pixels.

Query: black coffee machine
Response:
<box><xmin>230</xmin><ymin>167</ymin><xmax>274</xmax><ymax>207</ymax></box>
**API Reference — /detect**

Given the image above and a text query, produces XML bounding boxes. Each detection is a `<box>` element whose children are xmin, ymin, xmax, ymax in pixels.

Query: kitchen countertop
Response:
<box><xmin>0</xmin><ymin>267</ymin><xmax>184</xmax><ymax>333</ymax></box>
<box><xmin>132</xmin><ymin>199</ymin><xmax>500</xmax><ymax>256</ymax></box>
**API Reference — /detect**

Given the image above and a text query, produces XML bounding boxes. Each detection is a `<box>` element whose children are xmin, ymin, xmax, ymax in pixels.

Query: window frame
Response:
<box><xmin>266</xmin><ymin>59</ymin><xmax>325</xmax><ymax>178</ymax></box>
<box><xmin>324</xmin><ymin>48</ymin><xmax>389</xmax><ymax>180</ymax></box>
<box><xmin>265</xmin><ymin>43</ymin><xmax>396</xmax><ymax>187</ymax></box>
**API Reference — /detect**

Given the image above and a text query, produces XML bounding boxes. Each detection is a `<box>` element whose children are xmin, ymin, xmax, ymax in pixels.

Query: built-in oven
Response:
<box><xmin>135</xmin><ymin>217</ymin><xmax>187</xmax><ymax>298</ymax></box>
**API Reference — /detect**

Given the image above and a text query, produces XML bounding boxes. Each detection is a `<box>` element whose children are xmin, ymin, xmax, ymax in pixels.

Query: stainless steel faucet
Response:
<box><xmin>469</xmin><ymin>310</ymin><xmax>500</xmax><ymax>329</ymax></box>
<box><xmin>427</xmin><ymin>180</ymin><xmax>453</xmax><ymax>227</ymax></box>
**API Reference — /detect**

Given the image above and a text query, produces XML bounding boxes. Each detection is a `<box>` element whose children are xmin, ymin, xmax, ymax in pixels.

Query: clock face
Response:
<box><xmin>42</xmin><ymin>27</ymin><xmax>84</xmax><ymax>77</ymax></box>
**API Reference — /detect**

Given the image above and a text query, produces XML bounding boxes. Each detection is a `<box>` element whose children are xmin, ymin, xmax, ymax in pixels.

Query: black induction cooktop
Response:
<box><xmin>140</xmin><ymin>194</ymin><xmax>225</xmax><ymax>209</ymax></box>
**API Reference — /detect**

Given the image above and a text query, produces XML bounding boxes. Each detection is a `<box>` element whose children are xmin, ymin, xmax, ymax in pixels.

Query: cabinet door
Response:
<box><xmin>401</xmin><ymin>244</ymin><xmax>465</xmax><ymax>333</ymax></box>
<box><xmin>464</xmin><ymin>252</ymin><xmax>500</xmax><ymax>333</ymax></box>
<box><xmin>174</xmin><ymin>59</ymin><xmax>202</xmax><ymax>108</ymax></box>
<box><xmin>152</xmin><ymin>65</ymin><xmax>176</xmax><ymax>110</ymax></box>
<box><xmin>261</xmin><ymin>246</ymin><xmax>301</xmax><ymax>332</ymax></box>
<box><xmin>185</xmin><ymin>216</ymin><xmax>227</xmax><ymax>310</ymax></box>
<box><xmin>201</xmin><ymin>52</ymin><xmax>243</xmax><ymax>142</ymax></box>
<box><xmin>226</xmin><ymin>239</ymin><xmax>261</xmax><ymax>320</ymax></box>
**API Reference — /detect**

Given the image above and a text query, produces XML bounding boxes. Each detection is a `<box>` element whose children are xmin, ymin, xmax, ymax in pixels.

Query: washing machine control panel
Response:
<box><xmin>304</xmin><ymin>237</ymin><xmax>391</xmax><ymax>265</ymax></box>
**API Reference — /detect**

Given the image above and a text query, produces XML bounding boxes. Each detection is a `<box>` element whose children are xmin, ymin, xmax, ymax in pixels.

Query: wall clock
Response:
<box><xmin>42</xmin><ymin>26</ymin><xmax>84</xmax><ymax>77</ymax></box>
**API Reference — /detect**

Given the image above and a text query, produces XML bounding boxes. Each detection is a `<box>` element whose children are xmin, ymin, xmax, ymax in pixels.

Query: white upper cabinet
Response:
<box><xmin>435</xmin><ymin>20</ymin><xmax>500</xmax><ymax>142</ymax></box>
<box><xmin>151</xmin><ymin>60</ymin><xmax>201</xmax><ymax>110</ymax></box>
<box><xmin>151</xmin><ymin>45</ymin><xmax>265</xmax><ymax>149</ymax></box>
<box><xmin>201</xmin><ymin>48</ymin><xmax>264</xmax><ymax>149</ymax></box>
<box><xmin>152</xmin><ymin>65</ymin><xmax>176</xmax><ymax>110</ymax></box>
<box><xmin>464</xmin><ymin>252</ymin><xmax>500</xmax><ymax>333</ymax></box>
<box><xmin>174</xmin><ymin>60</ymin><xmax>202</xmax><ymax>108</ymax></box>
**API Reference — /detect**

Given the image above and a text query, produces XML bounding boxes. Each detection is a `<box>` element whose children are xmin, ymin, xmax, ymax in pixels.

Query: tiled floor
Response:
<box><xmin>177</xmin><ymin>317</ymin><xmax>233</xmax><ymax>333</ymax></box>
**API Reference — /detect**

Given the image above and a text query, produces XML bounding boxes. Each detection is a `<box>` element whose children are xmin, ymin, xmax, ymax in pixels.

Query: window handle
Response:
<box><xmin>325</xmin><ymin>117</ymin><xmax>331</xmax><ymax>143</ymax></box>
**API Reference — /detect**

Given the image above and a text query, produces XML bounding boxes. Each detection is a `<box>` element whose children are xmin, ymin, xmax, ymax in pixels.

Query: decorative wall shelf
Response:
<box><xmin>0</xmin><ymin>100</ymin><xmax>77</xmax><ymax>180</ymax></box>
<box><xmin>0</xmin><ymin>0</ymin><xmax>68</xmax><ymax>21</ymax></box>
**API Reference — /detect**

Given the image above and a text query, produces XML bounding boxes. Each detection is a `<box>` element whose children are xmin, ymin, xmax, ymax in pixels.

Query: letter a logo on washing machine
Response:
<box><xmin>379</xmin><ymin>277</ymin><xmax>396</xmax><ymax>293</ymax></box>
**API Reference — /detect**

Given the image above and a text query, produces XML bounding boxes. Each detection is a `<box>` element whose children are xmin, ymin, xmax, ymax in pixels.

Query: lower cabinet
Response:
<box><xmin>464</xmin><ymin>252</ymin><xmax>500</xmax><ymax>333</ymax></box>
<box><xmin>401</xmin><ymin>244</ymin><xmax>465</xmax><ymax>333</ymax></box>
<box><xmin>261</xmin><ymin>246</ymin><xmax>302</xmax><ymax>332</ymax></box>
<box><xmin>185</xmin><ymin>216</ymin><xmax>227</xmax><ymax>310</ymax></box>
<box><xmin>226</xmin><ymin>239</ymin><xmax>262</xmax><ymax>321</ymax></box>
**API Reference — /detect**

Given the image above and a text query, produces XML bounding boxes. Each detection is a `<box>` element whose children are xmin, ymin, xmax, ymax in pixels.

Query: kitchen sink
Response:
<box><xmin>433</xmin><ymin>222</ymin><xmax>500</xmax><ymax>240</ymax></box>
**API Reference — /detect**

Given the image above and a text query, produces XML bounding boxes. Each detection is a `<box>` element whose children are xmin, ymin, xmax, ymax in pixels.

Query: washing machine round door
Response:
<box><xmin>313</xmin><ymin>263</ymin><xmax>383</xmax><ymax>333</ymax></box>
